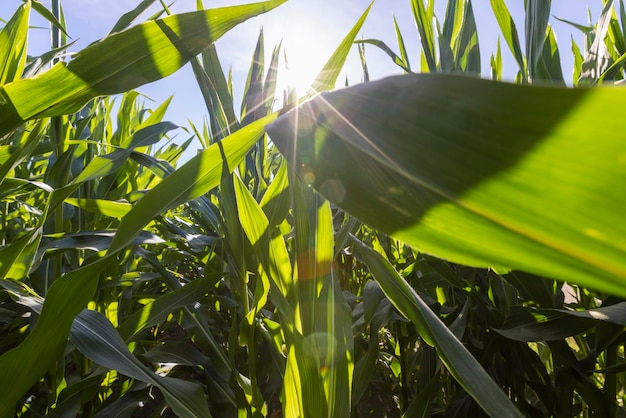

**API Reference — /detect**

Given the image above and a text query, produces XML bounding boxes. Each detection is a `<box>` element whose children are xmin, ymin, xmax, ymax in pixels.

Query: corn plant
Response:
<box><xmin>267</xmin><ymin>0</ymin><xmax>626</xmax><ymax>416</ymax></box>
<box><xmin>3</xmin><ymin>0</ymin><xmax>626</xmax><ymax>417</ymax></box>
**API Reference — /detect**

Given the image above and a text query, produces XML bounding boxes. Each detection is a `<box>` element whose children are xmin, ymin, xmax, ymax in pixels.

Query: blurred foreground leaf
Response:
<box><xmin>266</xmin><ymin>73</ymin><xmax>626</xmax><ymax>297</ymax></box>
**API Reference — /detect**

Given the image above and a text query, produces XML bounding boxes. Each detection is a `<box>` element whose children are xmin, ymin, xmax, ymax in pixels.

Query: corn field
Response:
<box><xmin>2</xmin><ymin>0</ymin><xmax>626</xmax><ymax>416</ymax></box>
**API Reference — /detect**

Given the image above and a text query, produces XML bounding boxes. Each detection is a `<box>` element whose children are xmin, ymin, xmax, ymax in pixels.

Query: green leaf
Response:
<box><xmin>0</xmin><ymin>227</ymin><xmax>42</xmax><ymax>280</ymax></box>
<box><xmin>0</xmin><ymin>257</ymin><xmax>109</xmax><ymax>418</ymax></box>
<box><xmin>535</xmin><ymin>25</ymin><xmax>564</xmax><ymax>84</ymax></box>
<box><xmin>580</xmin><ymin>0</ymin><xmax>614</xmax><ymax>83</ymax></box>
<box><xmin>350</xmin><ymin>236</ymin><xmax>523</xmax><ymax>417</ymax></box>
<box><xmin>410</xmin><ymin>0</ymin><xmax>437</xmax><ymax>72</ymax></box>
<box><xmin>0</xmin><ymin>1</ymin><xmax>30</xmax><ymax>86</ymax></box>
<box><xmin>0</xmin><ymin>120</ymin><xmax>46</xmax><ymax>187</ymax></box>
<box><xmin>30</xmin><ymin>0</ymin><xmax>69</xmax><ymax>39</ymax></box>
<box><xmin>109</xmin><ymin>113</ymin><xmax>276</xmax><ymax>254</ymax></box>
<box><xmin>495</xmin><ymin>302</ymin><xmax>626</xmax><ymax>342</ymax></box>
<box><xmin>393</xmin><ymin>15</ymin><xmax>411</xmax><ymax>72</ymax></box>
<box><xmin>259</xmin><ymin>159</ymin><xmax>290</xmax><ymax>228</ymax></box>
<box><xmin>71</xmin><ymin>309</ymin><xmax>212</xmax><ymax>417</ymax></box>
<box><xmin>354</xmin><ymin>39</ymin><xmax>412</xmax><ymax>73</ymax></box>
<box><xmin>490</xmin><ymin>0</ymin><xmax>526</xmax><ymax>75</ymax></box>
<box><xmin>109</xmin><ymin>0</ymin><xmax>157</xmax><ymax>34</ymax></box>
<box><xmin>525</xmin><ymin>0</ymin><xmax>552</xmax><ymax>79</ymax></box>
<box><xmin>0</xmin><ymin>0</ymin><xmax>287</xmax><ymax>136</ymax></box>
<box><xmin>310</xmin><ymin>2</ymin><xmax>373</xmax><ymax>93</ymax></box>
<box><xmin>266</xmin><ymin>73</ymin><xmax>626</xmax><ymax>298</ymax></box>
<box><xmin>233</xmin><ymin>171</ymin><xmax>293</xmax><ymax>318</ymax></box>
<box><xmin>49</xmin><ymin>121</ymin><xmax>177</xmax><ymax>212</ymax></box>
<box><xmin>64</xmin><ymin>198</ymin><xmax>132</xmax><ymax>218</ymax></box>
<box><xmin>494</xmin><ymin>308</ymin><xmax>597</xmax><ymax>342</ymax></box>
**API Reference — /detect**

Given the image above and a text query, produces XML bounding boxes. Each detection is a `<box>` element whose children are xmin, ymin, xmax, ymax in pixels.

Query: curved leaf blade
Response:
<box><xmin>109</xmin><ymin>113</ymin><xmax>276</xmax><ymax>254</ymax></box>
<box><xmin>0</xmin><ymin>0</ymin><xmax>286</xmax><ymax>135</ymax></box>
<box><xmin>72</xmin><ymin>310</ymin><xmax>212</xmax><ymax>417</ymax></box>
<box><xmin>266</xmin><ymin>74</ymin><xmax>626</xmax><ymax>297</ymax></box>
<box><xmin>351</xmin><ymin>236</ymin><xmax>524</xmax><ymax>417</ymax></box>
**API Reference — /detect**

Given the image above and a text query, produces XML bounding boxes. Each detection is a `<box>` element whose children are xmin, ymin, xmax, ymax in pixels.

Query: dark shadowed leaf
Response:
<box><xmin>266</xmin><ymin>73</ymin><xmax>626</xmax><ymax>298</ymax></box>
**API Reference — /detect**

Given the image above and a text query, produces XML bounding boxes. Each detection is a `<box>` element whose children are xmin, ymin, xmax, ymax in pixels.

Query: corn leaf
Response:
<box><xmin>525</xmin><ymin>0</ymin><xmax>551</xmax><ymax>79</ymax></box>
<box><xmin>0</xmin><ymin>0</ymin><xmax>287</xmax><ymax>136</ymax></box>
<box><xmin>580</xmin><ymin>0</ymin><xmax>614</xmax><ymax>83</ymax></box>
<box><xmin>71</xmin><ymin>309</ymin><xmax>212</xmax><ymax>418</ymax></box>
<box><xmin>64</xmin><ymin>198</ymin><xmax>132</xmax><ymax>218</ymax></box>
<box><xmin>311</xmin><ymin>2</ymin><xmax>373</xmax><ymax>93</ymax></box>
<box><xmin>0</xmin><ymin>1</ymin><xmax>30</xmax><ymax>86</ymax></box>
<box><xmin>266</xmin><ymin>73</ymin><xmax>626</xmax><ymax>298</ymax></box>
<box><xmin>350</xmin><ymin>236</ymin><xmax>523</xmax><ymax>417</ymax></box>
<box><xmin>109</xmin><ymin>113</ymin><xmax>276</xmax><ymax>254</ymax></box>
<box><xmin>0</xmin><ymin>257</ymin><xmax>109</xmax><ymax>417</ymax></box>
<box><xmin>489</xmin><ymin>0</ymin><xmax>526</xmax><ymax>75</ymax></box>
<box><xmin>410</xmin><ymin>0</ymin><xmax>437</xmax><ymax>72</ymax></box>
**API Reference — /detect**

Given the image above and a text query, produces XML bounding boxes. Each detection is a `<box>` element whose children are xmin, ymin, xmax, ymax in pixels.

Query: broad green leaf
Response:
<box><xmin>241</xmin><ymin>29</ymin><xmax>266</xmax><ymax>124</ymax></box>
<box><xmin>75</xmin><ymin>122</ymin><xmax>176</xmax><ymax>184</ymax></box>
<box><xmin>0</xmin><ymin>257</ymin><xmax>109</xmax><ymax>418</ymax></box>
<box><xmin>64</xmin><ymin>198</ymin><xmax>132</xmax><ymax>218</ymax></box>
<box><xmin>0</xmin><ymin>120</ymin><xmax>46</xmax><ymax>187</ymax></box>
<box><xmin>0</xmin><ymin>1</ymin><xmax>30</xmax><ymax>86</ymax></box>
<box><xmin>71</xmin><ymin>309</ymin><xmax>212</xmax><ymax>418</ymax></box>
<box><xmin>291</xmin><ymin>185</ymin><xmax>353</xmax><ymax>417</ymax></box>
<box><xmin>266</xmin><ymin>73</ymin><xmax>626</xmax><ymax>298</ymax></box>
<box><xmin>490</xmin><ymin>0</ymin><xmax>526</xmax><ymax>76</ymax></box>
<box><xmin>536</xmin><ymin>25</ymin><xmax>564</xmax><ymax>84</ymax></box>
<box><xmin>142</xmin><ymin>341</ymin><xmax>210</xmax><ymax>366</ymax></box>
<box><xmin>48</xmin><ymin>122</ymin><xmax>177</xmax><ymax>212</ymax></box>
<box><xmin>442</xmin><ymin>0</ymin><xmax>465</xmax><ymax>47</ymax></box>
<box><xmin>0</xmin><ymin>227</ymin><xmax>42</xmax><ymax>280</ymax></box>
<box><xmin>201</xmin><ymin>44</ymin><xmax>239</xmax><ymax>134</ymax></box>
<box><xmin>350</xmin><ymin>236</ymin><xmax>523</xmax><ymax>417</ymax></box>
<box><xmin>455</xmin><ymin>0</ymin><xmax>480</xmax><ymax>74</ymax></box>
<box><xmin>233</xmin><ymin>172</ymin><xmax>293</xmax><ymax>317</ymax></box>
<box><xmin>525</xmin><ymin>0</ymin><xmax>551</xmax><ymax>80</ymax></box>
<box><xmin>260</xmin><ymin>159</ymin><xmax>290</xmax><ymax>228</ymax></box>
<box><xmin>0</xmin><ymin>0</ymin><xmax>287</xmax><ymax>136</ymax></box>
<box><xmin>490</xmin><ymin>38</ymin><xmax>503</xmax><ymax>80</ymax></box>
<box><xmin>410</xmin><ymin>0</ymin><xmax>437</xmax><ymax>72</ymax></box>
<box><xmin>33</xmin><ymin>231</ymin><xmax>162</xmax><ymax>271</ymax></box>
<box><xmin>494</xmin><ymin>301</ymin><xmax>626</xmax><ymax>343</ymax></box>
<box><xmin>109</xmin><ymin>113</ymin><xmax>276</xmax><ymax>254</ymax></box>
<box><xmin>494</xmin><ymin>308</ymin><xmax>597</xmax><ymax>342</ymax></box>
<box><xmin>571</xmin><ymin>37</ymin><xmax>584</xmax><ymax>85</ymax></box>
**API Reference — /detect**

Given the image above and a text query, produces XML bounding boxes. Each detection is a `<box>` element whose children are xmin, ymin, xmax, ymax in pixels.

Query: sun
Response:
<box><xmin>278</xmin><ymin>27</ymin><xmax>334</xmax><ymax>97</ymax></box>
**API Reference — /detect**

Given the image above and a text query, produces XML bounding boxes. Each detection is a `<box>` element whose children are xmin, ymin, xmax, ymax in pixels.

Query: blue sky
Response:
<box><xmin>2</xmin><ymin>0</ymin><xmax>602</xmax><ymax>153</ymax></box>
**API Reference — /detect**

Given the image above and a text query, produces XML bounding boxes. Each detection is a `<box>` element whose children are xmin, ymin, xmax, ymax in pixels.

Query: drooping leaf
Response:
<box><xmin>494</xmin><ymin>302</ymin><xmax>626</xmax><ymax>342</ymax></box>
<box><xmin>266</xmin><ymin>73</ymin><xmax>626</xmax><ymax>297</ymax></box>
<box><xmin>71</xmin><ymin>309</ymin><xmax>212</xmax><ymax>417</ymax></box>
<box><xmin>0</xmin><ymin>257</ymin><xmax>110</xmax><ymax>418</ymax></box>
<box><xmin>350</xmin><ymin>236</ymin><xmax>523</xmax><ymax>417</ymax></box>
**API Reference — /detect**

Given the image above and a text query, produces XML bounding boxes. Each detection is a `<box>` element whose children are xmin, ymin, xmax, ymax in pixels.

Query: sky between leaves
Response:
<box><xmin>1</xmin><ymin>0</ymin><xmax>601</xmax><ymax>159</ymax></box>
